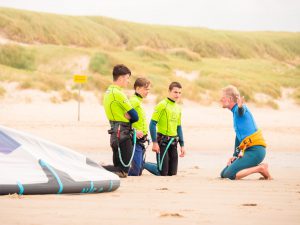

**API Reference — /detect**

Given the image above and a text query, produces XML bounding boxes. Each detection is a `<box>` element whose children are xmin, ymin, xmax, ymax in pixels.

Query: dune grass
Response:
<box><xmin>88</xmin><ymin>52</ymin><xmax>120</xmax><ymax>76</ymax></box>
<box><xmin>167</xmin><ymin>48</ymin><xmax>201</xmax><ymax>62</ymax></box>
<box><xmin>0</xmin><ymin>85</ymin><xmax>5</xmax><ymax>98</ymax></box>
<box><xmin>1</xmin><ymin>8</ymin><xmax>300</xmax><ymax>60</ymax></box>
<box><xmin>0</xmin><ymin>44</ymin><xmax>36</xmax><ymax>70</ymax></box>
<box><xmin>0</xmin><ymin>7</ymin><xmax>299</xmax><ymax>106</ymax></box>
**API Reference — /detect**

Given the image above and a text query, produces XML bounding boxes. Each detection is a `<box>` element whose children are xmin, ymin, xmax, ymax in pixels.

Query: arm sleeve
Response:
<box><xmin>119</xmin><ymin>92</ymin><xmax>134</xmax><ymax>112</ymax></box>
<box><xmin>149</xmin><ymin>120</ymin><xmax>158</xmax><ymax>142</ymax></box>
<box><xmin>177</xmin><ymin>110</ymin><xmax>182</xmax><ymax>126</ymax></box>
<box><xmin>127</xmin><ymin>108</ymin><xmax>139</xmax><ymax>123</ymax></box>
<box><xmin>151</xmin><ymin>103</ymin><xmax>164</xmax><ymax>122</ymax></box>
<box><xmin>177</xmin><ymin>125</ymin><xmax>184</xmax><ymax>147</ymax></box>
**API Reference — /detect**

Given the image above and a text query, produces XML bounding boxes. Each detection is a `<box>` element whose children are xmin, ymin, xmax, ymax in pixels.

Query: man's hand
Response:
<box><xmin>237</xmin><ymin>95</ymin><xmax>245</xmax><ymax>108</ymax></box>
<box><xmin>152</xmin><ymin>142</ymin><xmax>160</xmax><ymax>153</ymax></box>
<box><xmin>227</xmin><ymin>156</ymin><xmax>237</xmax><ymax>166</ymax></box>
<box><xmin>179</xmin><ymin>146</ymin><xmax>185</xmax><ymax>157</ymax></box>
<box><xmin>136</xmin><ymin>130</ymin><xmax>144</xmax><ymax>139</ymax></box>
<box><xmin>238</xmin><ymin>151</ymin><xmax>244</xmax><ymax>158</ymax></box>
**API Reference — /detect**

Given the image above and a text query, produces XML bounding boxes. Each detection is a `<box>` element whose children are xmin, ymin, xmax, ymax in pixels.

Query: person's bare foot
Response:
<box><xmin>258</xmin><ymin>163</ymin><xmax>273</xmax><ymax>180</ymax></box>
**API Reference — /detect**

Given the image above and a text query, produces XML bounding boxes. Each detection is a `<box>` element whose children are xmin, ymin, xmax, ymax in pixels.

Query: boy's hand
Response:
<box><xmin>124</xmin><ymin>113</ymin><xmax>131</xmax><ymax>119</ymax></box>
<box><xmin>136</xmin><ymin>130</ymin><xmax>144</xmax><ymax>139</ymax></box>
<box><xmin>179</xmin><ymin>146</ymin><xmax>185</xmax><ymax>157</ymax></box>
<box><xmin>152</xmin><ymin>142</ymin><xmax>160</xmax><ymax>153</ymax></box>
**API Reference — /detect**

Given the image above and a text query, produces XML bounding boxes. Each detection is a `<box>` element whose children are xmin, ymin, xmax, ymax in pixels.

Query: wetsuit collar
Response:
<box><xmin>167</xmin><ymin>97</ymin><xmax>175</xmax><ymax>103</ymax></box>
<box><xmin>135</xmin><ymin>92</ymin><xmax>143</xmax><ymax>99</ymax></box>
<box><xmin>110</xmin><ymin>84</ymin><xmax>122</xmax><ymax>90</ymax></box>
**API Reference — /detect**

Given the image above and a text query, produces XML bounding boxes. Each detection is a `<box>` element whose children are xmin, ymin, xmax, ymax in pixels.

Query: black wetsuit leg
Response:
<box><xmin>117</xmin><ymin>137</ymin><xmax>133</xmax><ymax>173</ymax></box>
<box><xmin>106</xmin><ymin>126</ymin><xmax>133</xmax><ymax>174</ymax></box>
<box><xmin>158</xmin><ymin>142</ymin><xmax>169</xmax><ymax>176</ymax></box>
<box><xmin>167</xmin><ymin>144</ymin><xmax>178</xmax><ymax>176</ymax></box>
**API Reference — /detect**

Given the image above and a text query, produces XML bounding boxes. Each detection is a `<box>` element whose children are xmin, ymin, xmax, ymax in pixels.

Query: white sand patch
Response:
<box><xmin>276</xmin><ymin>88</ymin><xmax>298</xmax><ymax>110</ymax></box>
<box><xmin>174</xmin><ymin>69</ymin><xmax>199</xmax><ymax>81</ymax></box>
<box><xmin>37</xmin><ymin>55</ymin><xmax>90</xmax><ymax>75</ymax></box>
<box><xmin>0</xmin><ymin>35</ymin><xmax>29</xmax><ymax>46</ymax></box>
<box><xmin>254</xmin><ymin>93</ymin><xmax>273</xmax><ymax>103</ymax></box>
<box><xmin>0</xmin><ymin>36</ymin><xmax>10</xmax><ymax>45</ymax></box>
<box><xmin>68</xmin><ymin>56</ymin><xmax>90</xmax><ymax>74</ymax></box>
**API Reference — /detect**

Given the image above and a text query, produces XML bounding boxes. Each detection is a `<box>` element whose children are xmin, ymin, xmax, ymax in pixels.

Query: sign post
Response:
<box><xmin>73</xmin><ymin>74</ymin><xmax>87</xmax><ymax>121</ymax></box>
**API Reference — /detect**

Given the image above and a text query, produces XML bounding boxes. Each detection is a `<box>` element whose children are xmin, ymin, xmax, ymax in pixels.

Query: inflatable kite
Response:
<box><xmin>0</xmin><ymin>125</ymin><xmax>120</xmax><ymax>195</ymax></box>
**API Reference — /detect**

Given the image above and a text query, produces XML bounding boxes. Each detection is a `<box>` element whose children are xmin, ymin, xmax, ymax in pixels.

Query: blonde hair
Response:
<box><xmin>222</xmin><ymin>85</ymin><xmax>240</xmax><ymax>103</ymax></box>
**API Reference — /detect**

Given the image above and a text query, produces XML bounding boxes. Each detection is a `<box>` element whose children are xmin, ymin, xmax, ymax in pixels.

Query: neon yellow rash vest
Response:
<box><xmin>151</xmin><ymin>98</ymin><xmax>181</xmax><ymax>136</ymax></box>
<box><xmin>129</xmin><ymin>94</ymin><xmax>148</xmax><ymax>135</ymax></box>
<box><xmin>103</xmin><ymin>85</ymin><xmax>133</xmax><ymax>123</ymax></box>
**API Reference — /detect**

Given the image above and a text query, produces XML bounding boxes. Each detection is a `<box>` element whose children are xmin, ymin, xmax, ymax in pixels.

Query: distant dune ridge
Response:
<box><xmin>0</xmin><ymin>7</ymin><xmax>299</xmax><ymax>106</ymax></box>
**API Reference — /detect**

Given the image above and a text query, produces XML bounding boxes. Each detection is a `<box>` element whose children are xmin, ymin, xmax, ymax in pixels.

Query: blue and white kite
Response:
<box><xmin>0</xmin><ymin>125</ymin><xmax>120</xmax><ymax>195</ymax></box>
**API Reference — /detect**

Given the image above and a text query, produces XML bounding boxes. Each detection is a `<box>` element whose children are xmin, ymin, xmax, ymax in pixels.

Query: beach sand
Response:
<box><xmin>0</xmin><ymin>87</ymin><xmax>300</xmax><ymax>225</ymax></box>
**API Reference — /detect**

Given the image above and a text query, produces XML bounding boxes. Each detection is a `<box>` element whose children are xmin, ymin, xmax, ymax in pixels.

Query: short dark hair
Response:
<box><xmin>112</xmin><ymin>64</ymin><xmax>131</xmax><ymax>81</ymax></box>
<box><xmin>133</xmin><ymin>77</ymin><xmax>151</xmax><ymax>90</ymax></box>
<box><xmin>169</xmin><ymin>81</ymin><xmax>182</xmax><ymax>91</ymax></box>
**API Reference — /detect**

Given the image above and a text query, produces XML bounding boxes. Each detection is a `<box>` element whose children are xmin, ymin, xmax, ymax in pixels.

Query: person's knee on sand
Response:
<box><xmin>220</xmin><ymin>166</ymin><xmax>236</xmax><ymax>180</ymax></box>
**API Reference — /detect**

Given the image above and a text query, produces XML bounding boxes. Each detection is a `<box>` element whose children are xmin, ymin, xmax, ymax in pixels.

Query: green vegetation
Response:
<box><xmin>134</xmin><ymin>46</ymin><xmax>168</xmax><ymax>61</ymax></box>
<box><xmin>0</xmin><ymin>44</ymin><xmax>35</xmax><ymax>70</ymax></box>
<box><xmin>0</xmin><ymin>7</ymin><xmax>299</xmax><ymax>106</ymax></box>
<box><xmin>89</xmin><ymin>52</ymin><xmax>117</xmax><ymax>75</ymax></box>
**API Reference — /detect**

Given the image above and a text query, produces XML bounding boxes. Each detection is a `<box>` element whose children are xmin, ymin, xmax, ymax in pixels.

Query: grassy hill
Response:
<box><xmin>0</xmin><ymin>7</ymin><xmax>299</xmax><ymax>106</ymax></box>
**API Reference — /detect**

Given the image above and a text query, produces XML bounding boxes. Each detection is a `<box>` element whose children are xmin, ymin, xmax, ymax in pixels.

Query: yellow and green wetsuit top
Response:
<box><xmin>103</xmin><ymin>85</ymin><xmax>134</xmax><ymax>123</ymax></box>
<box><xmin>129</xmin><ymin>93</ymin><xmax>148</xmax><ymax>135</ymax></box>
<box><xmin>150</xmin><ymin>98</ymin><xmax>184</xmax><ymax>146</ymax></box>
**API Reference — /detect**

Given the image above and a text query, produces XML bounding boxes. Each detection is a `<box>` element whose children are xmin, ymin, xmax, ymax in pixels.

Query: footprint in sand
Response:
<box><xmin>241</xmin><ymin>203</ymin><xmax>257</xmax><ymax>206</ymax></box>
<box><xmin>156</xmin><ymin>187</ymin><xmax>169</xmax><ymax>191</ymax></box>
<box><xmin>160</xmin><ymin>212</ymin><xmax>184</xmax><ymax>218</ymax></box>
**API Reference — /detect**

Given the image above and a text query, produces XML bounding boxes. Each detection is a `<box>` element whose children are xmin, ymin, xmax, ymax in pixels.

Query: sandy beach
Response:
<box><xmin>0</xmin><ymin>87</ymin><xmax>300</xmax><ymax>225</ymax></box>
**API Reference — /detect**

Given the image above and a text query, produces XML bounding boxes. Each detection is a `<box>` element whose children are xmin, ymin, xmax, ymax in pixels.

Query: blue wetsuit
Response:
<box><xmin>220</xmin><ymin>104</ymin><xmax>266</xmax><ymax>180</ymax></box>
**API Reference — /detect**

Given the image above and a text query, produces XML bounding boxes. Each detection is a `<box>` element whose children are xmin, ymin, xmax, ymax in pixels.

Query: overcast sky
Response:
<box><xmin>0</xmin><ymin>0</ymin><xmax>299</xmax><ymax>31</ymax></box>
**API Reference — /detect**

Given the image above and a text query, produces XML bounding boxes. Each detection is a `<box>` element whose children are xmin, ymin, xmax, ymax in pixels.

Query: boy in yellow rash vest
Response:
<box><xmin>220</xmin><ymin>85</ymin><xmax>272</xmax><ymax>180</ymax></box>
<box><xmin>102</xmin><ymin>64</ymin><xmax>139</xmax><ymax>178</ymax></box>
<box><xmin>149</xmin><ymin>82</ymin><xmax>185</xmax><ymax>176</ymax></box>
<box><xmin>128</xmin><ymin>78</ymin><xmax>151</xmax><ymax>176</ymax></box>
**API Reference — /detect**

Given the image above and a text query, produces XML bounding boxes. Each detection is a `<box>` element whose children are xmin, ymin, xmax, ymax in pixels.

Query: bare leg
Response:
<box><xmin>235</xmin><ymin>163</ymin><xmax>272</xmax><ymax>180</ymax></box>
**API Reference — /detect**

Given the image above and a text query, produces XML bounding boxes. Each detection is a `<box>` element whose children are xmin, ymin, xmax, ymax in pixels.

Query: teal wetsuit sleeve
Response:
<box><xmin>149</xmin><ymin>120</ymin><xmax>157</xmax><ymax>142</ymax></box>
<box><xmin>127</xmin><ymin>108</ymin><xmax>138</xmax><ymax>123</ymax></box>
<box><xmin>177</xmin><ymin>125</ymin><xmax>184</xmax><ymax>147</ymax></box>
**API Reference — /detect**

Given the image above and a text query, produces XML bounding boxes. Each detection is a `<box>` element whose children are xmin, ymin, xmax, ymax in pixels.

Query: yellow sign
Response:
<box><xmin>73</xmin><ymin>74</ymin><xmax>87</xmax><ymax>84</ymax></box>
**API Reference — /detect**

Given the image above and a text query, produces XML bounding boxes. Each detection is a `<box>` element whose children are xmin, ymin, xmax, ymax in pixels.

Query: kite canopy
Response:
<box><xmin>0</xmin><ymin>125</ymin><xmax>120</xmax><ymax>195</ymax></box>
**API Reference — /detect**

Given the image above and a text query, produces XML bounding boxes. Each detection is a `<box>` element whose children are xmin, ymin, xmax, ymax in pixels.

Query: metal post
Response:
<box><xmin>78</xmin><ymin>83</ymin><xmax>81</xmax><ymax>121</ymax></box>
